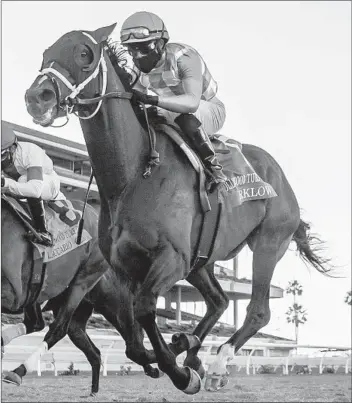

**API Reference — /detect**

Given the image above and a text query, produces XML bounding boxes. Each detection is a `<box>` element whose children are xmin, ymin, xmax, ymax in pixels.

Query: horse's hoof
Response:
<box><xmin>144</xmin><ymin>364</ymin><xmax>164</xmax><ymax>379</ymax></box>
<box><xmin>182</xmin><ymin>366</ymin><xmax>201</xmax><ymax>395</ymax></box>
<box><xmin>80</xmin><ymin>392</ymin><xmax>97</xmax><ymax>398</ymax></box>
<box><xmin>171</xmin><ymin>333</ymin><xmax>181</xmax><ymax>343</ymax></box>
<box><xmin>196</xmin><ymin>362</ymin><xmax>206</xmax><ymax>380</ymax></box>
<box><xmin>204</xmin><ymin>373</ymin><xmax>229</xmax><ymax>392</ymax></box>
<box><xmin>184</xmin><ymin>356</ymin><xmax>206</xmax><ymax>380</ymax></box>
<box><xmin>2</xmin><ymin>372</ymin><xmax>22</xmax><ymax>386</ymax></box>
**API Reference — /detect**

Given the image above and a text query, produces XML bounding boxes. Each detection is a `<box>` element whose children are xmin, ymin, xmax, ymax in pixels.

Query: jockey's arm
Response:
<box><xmin>133</xmin><ymin>78</ymin><xmax>148</xmax><ymax>94</ymax></box>
<box><xmin>157</xmin><ymin>51</ymin><xmax>203</xmax><ymax>114</ymax></box>
<box><xmin>2</xmin><ymin>166</ymin><xmax>44</xmax><ymax>198</ymax></box>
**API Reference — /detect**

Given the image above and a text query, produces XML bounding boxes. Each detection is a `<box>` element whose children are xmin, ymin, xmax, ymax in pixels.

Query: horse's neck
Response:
<box><xmin>80</xmin><ymin>61</ymin><xmax>148</xmax><ymax>201</ymax></box>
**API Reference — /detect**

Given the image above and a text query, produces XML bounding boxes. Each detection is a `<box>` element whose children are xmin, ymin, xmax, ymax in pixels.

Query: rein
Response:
<box><xmin>39</xmin><ymin>31</ymin><xmax>159</xmax><ymax>177</ymax></box>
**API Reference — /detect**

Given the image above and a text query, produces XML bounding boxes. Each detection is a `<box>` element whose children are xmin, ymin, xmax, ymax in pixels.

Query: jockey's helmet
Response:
<box><xmin>120</xmin><ymin>12</ymin><xmax>169</xmax><ymax>73</ymax></box>
<box><xmin>120</xmin><ymin>11</ymin><xmax>169</xmax><ymax>45</ymax></box>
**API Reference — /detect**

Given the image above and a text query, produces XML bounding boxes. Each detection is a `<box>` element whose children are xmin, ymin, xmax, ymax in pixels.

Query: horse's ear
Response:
<box><xmin>92</xmin><ymin>23</ymin><xmax>117</xmax><ymax>44</ymax></box>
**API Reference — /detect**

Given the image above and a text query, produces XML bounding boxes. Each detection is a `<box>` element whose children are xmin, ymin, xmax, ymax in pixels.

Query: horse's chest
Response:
<box><xmin>111</xmin><ymin>225</ymin><xmax>155</xmax><ymax>271</ymax></box>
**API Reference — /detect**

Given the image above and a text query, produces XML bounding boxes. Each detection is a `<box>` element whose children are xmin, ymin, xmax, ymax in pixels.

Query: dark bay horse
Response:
<box><xmin>1</xmin><ymin>197</ymin><xmax>107</xmax><ymax>387</ymax></box>
<box><xmin>25</xmin><ymin>24</ymin><xmax>332</xmax><ymax>394</ymax></box>
<box><xmin>2</xmin><ymin>199</ymin><xmax>160</xmax><ymax>395</ymax></box>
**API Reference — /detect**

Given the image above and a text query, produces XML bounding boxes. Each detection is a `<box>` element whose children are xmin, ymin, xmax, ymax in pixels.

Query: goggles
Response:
<box><xmin>121</xmin><ymin>24</ymin><xmax>165</xmax><ymax>43</ymax></box>
<box><xmin>126</xmin><ymin>40</ymin><xmax>157</xmax><ymax>56</ymax></box>
<box><xmin>1</xmin><ymin>149</ymin><xmax>11</xmax><ymax>161</ymax></box>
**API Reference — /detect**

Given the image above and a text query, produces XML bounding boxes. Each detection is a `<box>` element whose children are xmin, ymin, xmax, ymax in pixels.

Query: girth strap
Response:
<box><xmin>191</xmin><ymin>190</ymin><xmax>222</xmax><ymax>270</ymax></box>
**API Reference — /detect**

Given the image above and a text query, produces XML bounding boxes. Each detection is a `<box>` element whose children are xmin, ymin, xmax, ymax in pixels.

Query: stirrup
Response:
<box><xmin>207</xmin><ymin>165</ymin><xmax>228</xmax><ymax>184</ymax></box>
<box><xmin>25</xmin><ymin>230</ymin><xmax>53</xmax><ymax>247</ymax></box>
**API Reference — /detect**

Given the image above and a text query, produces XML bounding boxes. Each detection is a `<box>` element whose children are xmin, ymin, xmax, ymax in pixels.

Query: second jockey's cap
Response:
<box><xmin>1</xmin><ymin>124</ymin><xmax>16</xmax><ymax>151</ymax></box>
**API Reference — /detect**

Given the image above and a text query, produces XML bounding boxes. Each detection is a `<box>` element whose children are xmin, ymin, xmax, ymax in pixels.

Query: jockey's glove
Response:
<box><xmin>132</xmin><ymin>90</ymin><xmax>159</xmax><ymax>106</ymax></box>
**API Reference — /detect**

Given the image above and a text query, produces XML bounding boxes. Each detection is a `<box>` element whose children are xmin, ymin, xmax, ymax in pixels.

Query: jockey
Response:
<box><xmin>120</xmin><ymin>11</ymin><xmax>228</xmax><ymax>188</ymax></box>
<box><xmin>1</xmin><ymin>125</ymin><xmax>66</xmax><ymax>246</ymax></box>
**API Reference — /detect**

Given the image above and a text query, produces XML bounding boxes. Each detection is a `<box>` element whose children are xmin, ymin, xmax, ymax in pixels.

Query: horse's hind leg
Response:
<box><xmin>95</xmin><ymin>302</ymin><xmax>161</xmax><ymax>379</ymax></box>
<box><xmin>205</xmin><ymin>212</ymin><xmax>299</xmax><ymax>391</ymax></box>
<box><xmin>65</xmin><ymin>301</ymin><xmax>101</xmax><ymax>396</ymax></box>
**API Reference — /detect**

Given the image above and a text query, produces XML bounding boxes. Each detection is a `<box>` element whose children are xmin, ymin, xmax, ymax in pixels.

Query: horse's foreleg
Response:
<box><xmin>120</xmin><ymin>318</ymin><xmax>161</xmax><ymax>378</ymax></box>
<box><xmin>182</xmin><ymin>264</ymin><xmax>229</xmax><ymax>378</ymax></box>
<box><xmin>94</xmin><ymin>301</ymin><xmax>161</xmax><ymax>379</ymax></box>
<box><xmin>3</xmin><ymin>266</ymin><xmax>104</xmax><ymax>386</ymax></box>
<box><xmin>134</xmin><ymin>244</ymin><xmax>201</xmax><ymax>395</ymax></box>
<box><xmin>65</xmin><ymin>301</ymin><xmax>101</xmax><ymax>396</ymax></box>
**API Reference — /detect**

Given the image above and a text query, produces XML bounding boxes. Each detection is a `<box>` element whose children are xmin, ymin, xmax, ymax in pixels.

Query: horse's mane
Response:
<box><xmin>104</xmin><ymin>40</ymin><xmax>136</xmax><ymax>92</ymax></box>
<box><xmin>104</xmin><ymin>40</ymin><xmax>168</xmax><ymax>129</ymax></box>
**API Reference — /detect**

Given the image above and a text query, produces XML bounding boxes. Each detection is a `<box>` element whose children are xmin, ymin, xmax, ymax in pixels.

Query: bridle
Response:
<box><xmin>38</xmin><ymin>31</ymin><xmax>159</xmax><ymax>177</ymax></box>
<box><xmin>39</xmin><ymin>31</ymin><xmax>132</xmax><ymax>127</ymax></box>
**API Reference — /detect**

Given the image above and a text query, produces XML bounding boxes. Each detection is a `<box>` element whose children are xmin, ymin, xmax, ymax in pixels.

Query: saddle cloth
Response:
<box><xmin>212</xmin><ymin>134</ymin><xmax>278</xmax><ymax>203</ymax></box>
<box><xmin>158</xmin><ymin>124</ymin><xmax>277</xmax><ymax>212</ymax></box>
<box><xmin>3</xmin><ymin>196</ymin><xmax>92</xmax><ymax>263</ymax></box>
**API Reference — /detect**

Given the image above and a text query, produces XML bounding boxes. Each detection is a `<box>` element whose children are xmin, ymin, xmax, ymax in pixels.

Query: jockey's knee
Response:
<box><xmin>174</xmin><ymin>113</ymin><xmax>201</xmax><ymax>134</ymax></box>
<box><xmin>18</xmin><ymin>175</ymin><xmax>28</xmax><ymax>184</ymax></box>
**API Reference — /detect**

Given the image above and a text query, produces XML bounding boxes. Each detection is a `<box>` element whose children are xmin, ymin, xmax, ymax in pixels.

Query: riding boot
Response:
<box><xmin>25</xmin><ymin>198</ymin><xmax>53</xmax><ymax>246</ymax></box>
<box><xmin>174</xmin><ymin>114</ymin><xmax>228</xmax><ymax>189</ymax></box>
<box><xmin>192</xmin><ymin>129</ymin><xmax>228</xmax><ymax>182</ymax></box>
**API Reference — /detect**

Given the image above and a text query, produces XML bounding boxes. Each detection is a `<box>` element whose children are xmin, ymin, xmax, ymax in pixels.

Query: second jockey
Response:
<box><xmin>120</xmin><ymin>11</ymin><xmax>228</xmax><ymax>189</ymax></box>
<box><xmin>1</xmin><ymin>124</ymin><xmax>66</xmax><ymax>246</ymax></box>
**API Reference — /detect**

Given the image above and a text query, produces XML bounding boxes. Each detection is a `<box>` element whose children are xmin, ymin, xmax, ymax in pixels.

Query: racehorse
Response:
<box><xmin>1</xmin><ymin>198</ymin><xmax>159</xmax><ymax>395</ymax></box>
<box><xmin>25</xmin><ymin>23</ymin><xmax>332</xmax><ymax>394</ymax></box>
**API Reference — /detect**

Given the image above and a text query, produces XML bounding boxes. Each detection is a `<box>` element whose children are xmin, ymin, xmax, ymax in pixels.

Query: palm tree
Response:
<box><xmin>285</xmin><ymin>280</ymin><xmax>308</xmax><ymax>344</ymax></box>
<box><xmin>285</xmin><ymin>303</ymin><xmax>308</xmax><ymax>343</ymax></box>
<box><xmin>286</xmin><ymin>280</ymin><xmax>303</xmax><ymax>297</ymax></box>
<box><xmin>345</xmin><ymin>291</ymin><xmax>351</xmax><ymax>306</ymax></box>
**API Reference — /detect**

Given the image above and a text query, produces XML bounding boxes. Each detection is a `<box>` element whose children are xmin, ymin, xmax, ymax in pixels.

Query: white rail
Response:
<box><xmin>2</xmin><ymin>329</ymin><xmax>351</xmax><ymax>376</ymax></box>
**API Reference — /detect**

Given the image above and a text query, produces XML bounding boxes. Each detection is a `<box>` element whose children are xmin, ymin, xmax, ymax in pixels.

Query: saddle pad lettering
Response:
<box><xmin>212</xmin><ymin>135</ymin><xmax>277</xmax><ymax>206</ymax></box>
<box><xmin>35</xmin><ymin>200</ymin><xmax>92</xmax><ymax>263</ymax></box>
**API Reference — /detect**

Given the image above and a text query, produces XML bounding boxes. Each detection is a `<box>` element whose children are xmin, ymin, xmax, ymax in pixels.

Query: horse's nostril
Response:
<box><xmin>39</xmin><ymin>89</ymin><xmax>54</xmax><ymax>102</ymax></box>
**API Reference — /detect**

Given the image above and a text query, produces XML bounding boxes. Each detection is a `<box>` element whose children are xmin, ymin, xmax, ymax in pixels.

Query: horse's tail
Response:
<box><xmin>292</xmin><ymin>219</ymin><xmax>334</xmax><ymax>277</ymax></box>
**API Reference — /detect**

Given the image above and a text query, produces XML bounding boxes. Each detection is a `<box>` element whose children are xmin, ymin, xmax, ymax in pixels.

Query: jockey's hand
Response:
<box><xmin>132</xmin><ymin>90</ymin><xmax>159</xmax><ymax>106</ymax></box>
<box><xmin>1</xmin><ymin>176</ymin><xmax>5</xmax><ymax>187</ymax></box>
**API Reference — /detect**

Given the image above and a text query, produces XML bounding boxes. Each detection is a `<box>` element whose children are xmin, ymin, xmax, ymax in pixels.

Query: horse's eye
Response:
<box><xmin>73</xmin><ymin>44</ymin><xmax>94</xmax><ymax>66</ymax></box>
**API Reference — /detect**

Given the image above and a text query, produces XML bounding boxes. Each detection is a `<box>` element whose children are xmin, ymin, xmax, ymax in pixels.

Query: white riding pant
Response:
<box><xmin>157</xmin><ymin>96</ymin><xmax>226</xmax><ymax>136</ymax></box>
<box><xmin>18</xmin><ymin>172</ymin><xmax>66</xmax><ymax>201</ymax></box>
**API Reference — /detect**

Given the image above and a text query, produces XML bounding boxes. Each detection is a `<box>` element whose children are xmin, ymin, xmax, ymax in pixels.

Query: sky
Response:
<box><xmin>1</xmin><ymin>1</ymin><xmax>351</xmax><ymax>347</ymax></box>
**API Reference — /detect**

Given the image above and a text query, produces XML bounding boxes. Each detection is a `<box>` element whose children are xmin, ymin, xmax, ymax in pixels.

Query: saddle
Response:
<box><xmin>2</xmin><ymin>195</ymin><xmax>92</xmax><ymax>305</ymax></box>
<box><xmin>2</xmin><ymin>195</ymin><xmax>92</xmax><ymax>257</ymax></box>
<box><xmin>140</xmin><ymin>110</ymin><xmax>277</xmax><ymax>270</ymax></box>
